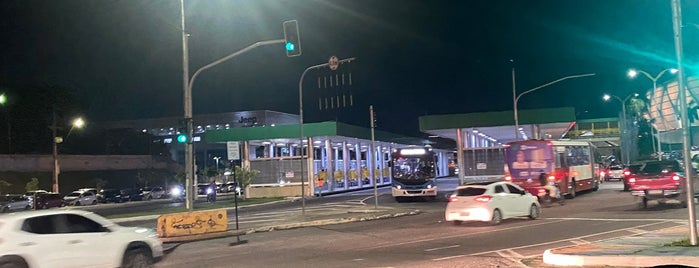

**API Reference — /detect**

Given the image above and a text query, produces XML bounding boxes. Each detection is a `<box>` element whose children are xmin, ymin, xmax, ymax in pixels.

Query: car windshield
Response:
<box><xmin>0</xmin><ymin>196</ymin><xmax>10</xmax><ymax>202</ymax></box>
<box><xmin>455</xmin><ymin>187</ymin><xmax>487</xmax><ymax>196</ymax></box>
<box><xmin>67</xmin><ymin>192</ymin><xmax>81</xmax><ymax>197</ymax></box>
<box><xmin>609</xmin><ymin>166</ymin><xmax>623</xmax><ymax>170</ymax></box>
<box><xmin>141</xmin><ymin>187</ymin><xmax>152</xmax><ymax>191</ymax></box>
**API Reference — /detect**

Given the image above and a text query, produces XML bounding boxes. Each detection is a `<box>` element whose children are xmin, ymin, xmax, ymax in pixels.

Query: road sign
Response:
<box><xmin>328</xmin><ymin>56</ymin><xmax>339</xmax><ymax>71</ymax></box>
<box><xmin>227</xmin><ymin>141</ymin><xmax>240</xmax><ymax>160</ymax></box>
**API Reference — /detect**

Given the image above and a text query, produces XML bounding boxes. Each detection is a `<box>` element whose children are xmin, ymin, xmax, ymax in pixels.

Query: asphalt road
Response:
<box><xmin>137</xmin><ymin>178</ymin><xmax>692</xmax><ymax>268</ymax></box>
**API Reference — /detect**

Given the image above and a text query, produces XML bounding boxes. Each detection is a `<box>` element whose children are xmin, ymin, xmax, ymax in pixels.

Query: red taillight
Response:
<box><xmin>449</xmin><ymin>196</ymin><xmax>458</xmax><ymax>202</ymax></box>
<box><xmin>628</xmin><ymin>178</ymin><xmax>636</xmax><ymax>183</ymax></box>
<box><xmin>624</xmin><ymin>171</ymin><xmax>631</xmax><ymax>176</ymax></box>
<box><xmin>673</xmin><ymin>174</ymin><xmax>681</xmax><ymax>181</ymax></box>
<box><xmin>537</xmin><ymin>189</ymin><xmax>546</xmax><ymax>193</ymax></box>
<box><xmin>504</xmin><ymin>174</ymin><xmax>512</xmax><ymax>181</ymax></box>
<box><xmin>600</xmin><ymin>171</ymin><xmax>606</xmax><ymax>177</ymax></box>
<box><xmin>474</xmin><ymin>195</ymin><xmax>492</xmax><ymax>202</ymax></box>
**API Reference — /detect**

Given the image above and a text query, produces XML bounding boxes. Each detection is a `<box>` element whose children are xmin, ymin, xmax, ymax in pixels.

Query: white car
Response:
<box><xmin>63</xmin><ymin>190</ymin><xmax>97</xmax><ymax>206</ymax></box>
<box><xmin>141</xmin><ymin>187</ymin><xmax>165</xmax><ymax>200</ymax></box>
<box><xmin>445</xmin><ymin>181</ymin><xmax>541</xmax><ymax>225</ymax></box>
<box><xmin>0</xmin><ymin>209</ymin><xmax>163</xmax><ymax>268</ymax></box>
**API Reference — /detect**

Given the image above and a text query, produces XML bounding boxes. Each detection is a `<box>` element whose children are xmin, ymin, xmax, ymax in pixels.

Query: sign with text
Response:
<box><xmin>227</xmin><ymin>141</ymin><xmax>240</xmax><ymax>160</ymax></box>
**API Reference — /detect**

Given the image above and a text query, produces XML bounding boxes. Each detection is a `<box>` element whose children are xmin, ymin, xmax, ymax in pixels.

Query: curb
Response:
<box><xmin>543</xmin><ymin>249</ymin><xmax>699</xmax><ymax>267</ymax></box>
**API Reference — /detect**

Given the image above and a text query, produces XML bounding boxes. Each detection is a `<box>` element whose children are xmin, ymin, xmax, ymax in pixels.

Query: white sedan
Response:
<box><xmin>0</xmin><ymin>209</ymin><xmax>163</xmax><ymax>267</ymax></box>
<box><xmin>445</xmin><ymin>181</ymin><xmax>541</xmax><ymax>225</ymax></box>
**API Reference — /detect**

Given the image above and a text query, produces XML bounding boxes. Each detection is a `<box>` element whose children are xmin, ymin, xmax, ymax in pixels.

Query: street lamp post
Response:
<box><xmin>51</xmin><ymin>112</ymin><xmax>85</xmax><ymax>193</ymax></box>
<box><xmin>628</xmin><ymin>68</ymin><xmax>678</xmax><ymax>159</ymax></box>
<box><xmin>0</xmin><ymin>93</ymin><xmax>9</xmax><ymax>154</ymax></box>
<box><xmin>213</xmin><ymin>156</ymin><xmax>221</xmax><ymax>181</ymax></box>
<box><xmin>513</xmin><ymin>73</ymin><xmax>596</xmax><ymax>140</ymax></box>
<box><xmin>603</xmin><ymin>93</ymin><xmax>638</xmax><ymax>165</ymax></box>
<box><xmin>298</xmin><ymin>57</ymin><xmax>356</xmax><ymax>216</ymax></box>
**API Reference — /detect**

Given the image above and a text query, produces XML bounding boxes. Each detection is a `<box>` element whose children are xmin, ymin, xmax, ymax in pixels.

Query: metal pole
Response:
<box><xmin>180</xmin><ymin>0</ymin><xmax>194</xmax><ymax>211</ymax></box>
<box><xmin>653</xmin><ymin>79</ymin><xmax>663</xmax><ymax>160</ymax></box>
<box><xmin>299</xmin><ymin>57</ymin><xmax>356</xmax><ymax>216</ymax></box>
<box><xmin>370</xmin><ymin>105</ymin><xmax>378</xmax><ymax>209</ymax></box>
<box><xmin>621</xmin><ymin>100</ymin><xmax>629</xmax><ymax>165</ymax></box>
<box><xmin>51</xmin><ymin>110</ymin><xmax>59</xmax><ymax>193</ymax></box>
<box><xmin>672</xmin><ymin>0</ymin><xmax>697</xmax><ymax>245</ymax></box>
<box><xmin>512</xmin><ymin>65</ymin><xmax>518</xmax><ymax>140</ymax></box>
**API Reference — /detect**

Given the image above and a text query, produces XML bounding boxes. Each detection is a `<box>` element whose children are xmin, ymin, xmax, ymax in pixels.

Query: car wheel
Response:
<box><xmin>92</xmin><ymin>200</ymin><xmax>97</xmax><ymax>205</ymax></box>
<box><xmin>490</xmin><ymin>209</ymin><xmax>502</xmax><ymax>225</ymax></box>
<box><xmin>147</xmin><ymin>195</ymin><xmax>152</xmax><ymax>201</ymax></box>
<box><xmin>623</xmin><ymin>182</ymin><xmax>630</xmax><ymax>192</ymax></box>
<box><xmin>75</xmin><ymin>201</ymin><xmax>81</xmax><ymax>206</ymax></box>
<box><xmin>452</xmin><ymin>220</ymin><xmax>462</xmax><ymax>226</ymax></box>
<box><xmin>641</xmin><ymin>197</ymin><xmax>648</xmax><ymax>209</ymax></box>
<box><xmin>24</xmin><ymin>205</ymin><xmax>31</xmax><ymax>210</ymax></box>
<box><xmin>0</xmin><ymin>256</ymin><xmax>29</xmax><ymax>268</ymax></box>
<box><xmin>42</xmin><ymin>204</ymin><xmax>48</xmax><ymax>210</ymax></box>
<box><xmin>122</xmin><ymin>248</ymin><xmax>153</xmax><ymax>268</ymax></box>
<box><xmin>528</xmin><ymin>204</ymin><xmax>540</xmax><ymax>219</ymax></box>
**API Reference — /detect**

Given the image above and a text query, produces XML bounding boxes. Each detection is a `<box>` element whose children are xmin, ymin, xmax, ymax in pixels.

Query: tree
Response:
<box><xmin>91</xmin><ymin>178</ymin><xmax>108</xmax><ymax>190</ymax></box>
<box><xmin>234</xmin><ymin>165</ymin><xmax>259</xmax><ymax>199</ymax></box>
<box><xmin>0</xmin><ymin>179</ymin><xmax>11</xmax><ymax>195</ymax></box>
<box><xmin>25</xmin><ymin>178</ymin><xmax>39</xmax><ymax>192</ymax></box>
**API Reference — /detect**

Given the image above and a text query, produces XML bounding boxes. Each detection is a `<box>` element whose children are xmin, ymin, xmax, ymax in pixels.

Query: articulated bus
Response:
<box><xmin>391</xmin><ymin>147</ymin><xmax>438</xmax><ymax>201</ymax></box>
<box><xmin>504</xmin><ymin>140</ymin><xmax>600</xmax><ymax>198</ymax></box>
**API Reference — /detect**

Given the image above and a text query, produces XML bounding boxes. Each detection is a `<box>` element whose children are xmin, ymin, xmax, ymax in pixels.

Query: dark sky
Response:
<box><xmin>1</xmin><ymin>0</ymin><xmax>698</xmax><ymax>137</ymax></box>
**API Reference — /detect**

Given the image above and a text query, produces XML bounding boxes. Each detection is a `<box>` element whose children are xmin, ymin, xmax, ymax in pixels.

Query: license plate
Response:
<box><xmin>648</xmin><ymin>190</ymin><xmax>663</xmax><ymax>195</ymax></box>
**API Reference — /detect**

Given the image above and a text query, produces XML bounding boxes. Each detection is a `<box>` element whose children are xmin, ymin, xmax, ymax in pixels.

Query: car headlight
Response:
<box><xmin>426</xmin><ymin>185</ymin><xmax>433</xmax><ymax>189</ymax></box>
<box><xmin>206</xmin><ymin>188</ymin><xmax>214</xmax><ymax>194</ymax></box>
<box><xmin>395</xmin><ymin>185</ymin><xmax>402</xmax><ymax>189</ymax></box>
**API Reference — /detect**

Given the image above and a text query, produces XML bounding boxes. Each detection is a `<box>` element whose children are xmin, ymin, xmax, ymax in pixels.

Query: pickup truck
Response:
<box><xmin>627</xmin><ymin>160</ymin><xmax>688</xmax><ymax>208</ymax></box>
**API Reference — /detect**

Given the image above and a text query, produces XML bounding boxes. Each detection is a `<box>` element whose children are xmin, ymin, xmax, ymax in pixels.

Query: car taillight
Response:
<box><xmin>628</xmin><ymin>177</ymin><xmax>636</xmax><ymax>183</ymax></box>
<box><xmin>673</xmin><ymin>174</ymin><xmax>681</xmax><ymax>181</ymax></box>
<box><xmin>624</xmin><ymin>171</ymin><xmax>631</xmax><ymax>176</ymax></box>
<box><xmin>504</xmin><ymin>175</ymin><xmax>512</xmax><ymax>181</ymax></box>
<box><xmin>600</xmin><ymin>171</ymin><xmax>606</xmax><ymax>177</ymax></box>
<box><xmin>448</xmin><ymin>195</ymin><xmax>458</xmax><ymax>202</ymax></box>
<box><xmin>474</xmin><ymin>195</ymin><xmax>492</xmax><ymax>202</ymax></box>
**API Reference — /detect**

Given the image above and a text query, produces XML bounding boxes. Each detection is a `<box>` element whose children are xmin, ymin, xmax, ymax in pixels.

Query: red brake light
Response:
<box><xmin>628</xmin><ymin>178</ymin><xmax>636</xmax><ymax>183</ymax></box>
<box><xmin>449</xmin><ymin>196</ymin><xmax>458</xmax><ymax>202</ymax></box>
<box><xmin>474</xmin><ymin>195</ymin><xmax>492</xmax><ymax>202</ymax></box>
<box><xmin>504</xmin><ymin>175</ymin><xmax>512</xmax><ymax>181</ymax></box>
<box><xmin>673</xmin><ymin>174</ymin><xmax>681</xmax><ymax>181</ymax></box>
<box><xmin>624</xmin><ymin>171</ymin><xmax>631</xmax><ymax>176</ymax></box>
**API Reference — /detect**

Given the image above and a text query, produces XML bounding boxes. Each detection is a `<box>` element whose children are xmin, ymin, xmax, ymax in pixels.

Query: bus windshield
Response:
<box><xmin>392</xmin><ymin>156</ymin><xmax>434</xmax><ymax>183</ymax></box>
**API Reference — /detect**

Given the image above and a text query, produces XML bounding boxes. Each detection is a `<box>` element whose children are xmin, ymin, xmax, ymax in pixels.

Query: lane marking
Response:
<box><xmin>432</xmin><ymin>255</ymin><xmax>466</xmax><ymax>261</ymax></box>
<box><xmin>546</xmin><ymin>217</ymin><xmax>679</xmax><ymax>222</ymax></box>
<box><xmin>627</xmin><ymin>228</ymin><xmax>647</xmax><ymax>234</ymax></box>
<box><xmin>569</xmin><ymin>239</ymin><xmax>588</xmax><ymax>245</ymax></box>
<box><xmin>425</xmin><ymin>245</ymin><xmax>460</xmax><ymax>252</ymax></box>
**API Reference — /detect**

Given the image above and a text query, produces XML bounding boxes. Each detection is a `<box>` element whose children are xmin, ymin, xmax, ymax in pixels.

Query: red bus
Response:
<box><xmin>503</xmin><ymin>140</ymin><xmax>600</xmax><ymax>198</ymax></box>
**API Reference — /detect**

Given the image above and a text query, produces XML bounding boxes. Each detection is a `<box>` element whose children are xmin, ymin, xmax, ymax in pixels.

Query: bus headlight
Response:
<box><xmin>395</xmin><ymin>185</ymin><xmax>402</xmax><ymax>189</ymax></box>
<box><xmin>426</xmin><ymin>185</ymin><xmax>433</xmax><ymax>189</ymax></box>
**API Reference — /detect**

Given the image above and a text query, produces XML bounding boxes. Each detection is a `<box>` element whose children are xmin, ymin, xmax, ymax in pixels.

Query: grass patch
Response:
<box><xmin>665</xmin><ymin>237</ymin><xmax>699</xmax><ymax>247</ymax></box>
<box><xmin>105</xmin><ymin>197</ymin><xmax>285</xmax><ymax>219</ymax></box>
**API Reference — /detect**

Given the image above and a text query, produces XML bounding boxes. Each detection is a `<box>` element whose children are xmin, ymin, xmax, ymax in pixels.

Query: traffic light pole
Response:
<box><xmin>180</xmin><ymin>1</ymin><xmax>286</xmax><ymax>210</ymax></box>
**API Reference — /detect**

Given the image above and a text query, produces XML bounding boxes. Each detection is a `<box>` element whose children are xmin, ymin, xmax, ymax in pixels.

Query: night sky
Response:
<box><xmin>1</xmin><ymin>0</ymin><xmax>699</xmax><ymax>137</ymax></box>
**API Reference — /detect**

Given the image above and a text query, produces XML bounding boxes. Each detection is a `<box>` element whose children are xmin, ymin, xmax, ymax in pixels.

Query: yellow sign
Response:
<box><xmin>157</xmin><ymin>210</ymin><xmax>227</xmax><ymax>238</ymax></box>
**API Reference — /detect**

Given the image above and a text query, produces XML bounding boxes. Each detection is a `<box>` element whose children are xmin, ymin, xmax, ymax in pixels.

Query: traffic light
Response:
<box><xmin>283</xmin><ymin>20</ymin><xmax>302</xmax><ymax>57</ymax></box>
<box><xmin>177</xmin><ymin>118</ymin><xmax>189</xmax><ymax>143</ymax></box>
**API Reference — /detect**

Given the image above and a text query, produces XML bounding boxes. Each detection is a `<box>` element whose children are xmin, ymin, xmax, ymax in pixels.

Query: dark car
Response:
<box><xmin>97</xmin><ymin>189</ymin><xmax>124</xmax><ymax>203</ymax></box>
<box><xmin>120</xmin><ymin>188</ymin><xmax>143</xmax><ymax>201</ymax></box>
<box><xmin>34</xmin><ymin>193</ymin><xmax>64</xmax><ymax>209</ymax></box>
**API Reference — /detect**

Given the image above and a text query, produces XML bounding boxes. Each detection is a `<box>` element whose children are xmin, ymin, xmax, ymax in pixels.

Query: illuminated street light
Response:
<box><xmin>627</xmin><ymin>67</ymin><xmax>678</xmax><ymax>159</ymax></box>
<box><xmin>603</xmin><ymin>93</ymin><xmax>638</xmax><ymax>165</ymax></box>
<box><xmin>52</xmin><ymin>114</ymin><xmax>86</xmax><ymax>193</ymax></box>
<box><xmin>0</xmin><ymin>93</ymin><xmax>9</xmax><ymax>153</ymax></box>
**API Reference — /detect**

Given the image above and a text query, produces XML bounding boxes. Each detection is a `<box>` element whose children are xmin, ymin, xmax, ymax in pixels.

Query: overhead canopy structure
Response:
<box><xmin>418</xmin><ymin>107</ymin><xmax>577</xmax><ymax>145</ymax></box>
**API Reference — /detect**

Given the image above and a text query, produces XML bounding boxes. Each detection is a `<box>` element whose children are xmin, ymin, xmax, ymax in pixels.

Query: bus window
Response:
<box><xmin>556</xmin><ymin>152</ymin><xmax>567</xmax><ymax>168</ymax></box>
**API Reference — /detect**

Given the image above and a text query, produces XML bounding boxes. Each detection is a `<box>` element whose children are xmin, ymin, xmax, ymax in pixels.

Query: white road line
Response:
<box><xmin>626</xmin><ymin>228</ymin><xmax>647</xmax><ymax>234</ymax></box>
<box><xmin>546</xmin><ymin>217</ymin><xmax>678</xmax><ymax>222</ymax></box>
<box><xmin>425</xmin><ymin>245</ymin><xmax>460</xmax><ymax>252</ymax></box>
<box><xmin>569</xmin><ymin>239</ymin><xmax>589</xmax><ymax>245</ymax></box>
<box><xmin>432</xmin><ymin>255</ymin><xmax>466</xmax><ymax>261</ymax></box>
<box><xmin>496</xmin><ymin>249</ymin><xmax>523</xmax><ymax>258</ymax></box>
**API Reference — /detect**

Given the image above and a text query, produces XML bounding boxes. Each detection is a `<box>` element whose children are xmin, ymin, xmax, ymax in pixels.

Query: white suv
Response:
<box><xmin>63</xmin><ymin>190</ymin><xmax>97</xmax><ymax>206</ymax></box>
<box><xmin>0</xmin><ymin>209</ymin><xmax>163</xmax><ymax>267</ymax></box>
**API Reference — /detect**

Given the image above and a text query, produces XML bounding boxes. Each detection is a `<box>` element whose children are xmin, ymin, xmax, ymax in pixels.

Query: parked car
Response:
<box><xmin>0</xmin><ymin>209</ymin><xmax>163</xmax><ymax>267</ymax></box>
<box><xmin>63</xmin><ymin>190</ymin><xmax>98</xmax><ymax>206</ymax></box>
<box><xmin>444</xmin><ymin>181</ymin><xmax>540</xmax><ymax>225</ymax></box>
<box><xmin>140</xmin><ymin>187</ymin><xmax>165</xmax><ymax>200</ymax></box>
<box><xmin>34</xmin><ymin>193</ymin><xmax>64</xmax><ymax>209</ymax></box>
<box><xmin>97</xmin><ymin>189</ymin><xmax>124</xmax><ymax>203</ymax></box>
<box><xmin>0</xmin><ymin>195</ymin><xmax>33</xmax><ymax>213</ymax></box>
<box><xmin>197</xmin><ymin>183</ymin><xmax>215</xmax><ymax>195</ymax></box>
<box><xmin>24</xmin><ymin>190</ymin><xmax>49</xmax><ymax>197</ymax></box>
<box><xmin>120</xmin><ymin>188</ymin><xmax>144</xmax><ymax>201</ymax></box>
<box><xmin>628</xmin><ymin>160</ymin><xmax>688</xmax><ymax>208</ymax></box>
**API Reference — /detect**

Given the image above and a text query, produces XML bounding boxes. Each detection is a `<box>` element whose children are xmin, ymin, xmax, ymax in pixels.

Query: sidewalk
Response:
<box><xmin>539</xmin><ymin>225</ymin><xmax>699</xmax><ymax>267</ymax></box>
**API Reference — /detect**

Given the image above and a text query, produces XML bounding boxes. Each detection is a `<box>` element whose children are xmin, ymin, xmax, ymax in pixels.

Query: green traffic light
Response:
<box><xmin>285</xmin><ymin>42</ymin><xmax>295</xmax><ymax>51</ymax></box>
<box><xmin>177</xmin><ymin>134</ymin><xmax>188</xmax><ymax>143</ymax></box>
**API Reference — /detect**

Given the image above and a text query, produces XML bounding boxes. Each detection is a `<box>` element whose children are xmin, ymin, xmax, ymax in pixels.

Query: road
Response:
<box><xmin>118</xmin><ymin>178</ymin><xmax>690</xmax><ymax>268</ymax></box>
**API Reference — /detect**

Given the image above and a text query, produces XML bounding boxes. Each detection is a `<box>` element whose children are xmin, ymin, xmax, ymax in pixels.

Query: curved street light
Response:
<box><xmin>52</xmin><ymin>115</ymin><xmax>86</xmax><ymax>193</ymax></box>
<box><xmin>628</xmin><ymin>68</ymin><xmax>678</xmax><ymax>159</ymax></box>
